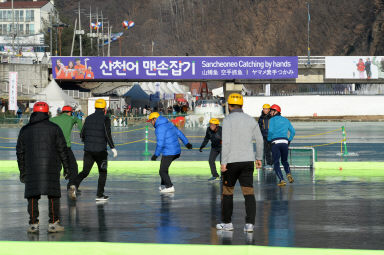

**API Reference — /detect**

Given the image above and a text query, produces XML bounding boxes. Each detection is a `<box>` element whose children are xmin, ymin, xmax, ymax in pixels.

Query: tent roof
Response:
<box><xmin>33</xmin><ymin>80</ymin><xmax>78</xmax><ymax>106</ymax></box>
<box><xmin>123</xmin><ymin>84</ymin><xmax>150</xmax><ymax>100</ymax></box>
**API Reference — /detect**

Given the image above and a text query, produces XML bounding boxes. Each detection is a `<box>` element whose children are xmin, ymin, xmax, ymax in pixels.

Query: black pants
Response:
<box><xmin>67</xmin><ymin>147</ymin><xmax>78</xmax><ymax>189</ymax></box>
<box><xmin>27</xmin><ymin>195</ymin><xmax>60</xmax><ymax>224</ymax></box>
<box><xmin>263</xmin><ymin>138</ymin><xmax>273</xmax><ymax>165</ymax></box>
<box><xmin>159</xmin><ymin>154</ymin><xmax>180</xmax><ymax>188</ymax></box>
<box><xmin>76</xmin><ymin>151</ymin><xmax>108</xmax><ymax>197</ymax></box>
<box><xmin>221</xmin><ymin>161</ymin><xmax>256</xmax><ymax>224</ymax></box>
<box><xmin>209</xmin><ymin>149</ymin><xmax>221</xmax><ymax>177</ymax></box>
<box><xmin>271</xmin><ymin>143</ymin><xmax>291</xmax><ymax>181</ymax></box>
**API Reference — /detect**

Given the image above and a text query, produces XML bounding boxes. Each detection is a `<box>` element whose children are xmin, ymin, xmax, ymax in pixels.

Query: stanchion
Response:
<box><xmin>341</xmin><ymin>126</ymin><xmax>348</xmax><ymax>156</ymax></box>
<box><xmin>143</xmin><ymin>125</ymin><xmax>152</xmax><ymax>156</ymax></box>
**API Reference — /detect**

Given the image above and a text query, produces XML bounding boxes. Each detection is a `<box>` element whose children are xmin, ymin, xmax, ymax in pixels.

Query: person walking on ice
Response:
<box><xmin>216</xmin><ymin>93</ymin><xmax>263</xmax><ymax>233</ymax></box>
<box><xmin>148</xmin><ymin>112</ymin><xmax>193</xmax><ymax>194</ymax></box>
<box><xmin>75</xmin><ymin>99</ymin><xmax>117</xmax><ymax>201</ymax></box>
<box><xmin>50</xmin><ymin>105</ymin><xmax>83</xmax><ymax>200</ymax></box>
<box><xmin>267</xmin><ymin>104</ymin><xmax>296</xmax><ymax>187</ymax></box>
<box><xmin>16</xmin><ymin>102</ymin><xmax>70</xmax><ymax>233</ymax></box>
<box><xmin>258</xmin><ymin>104</ymin><xmax>273</xmax><ymax>169</ymax></box>
<box><xmin>199</xmin><ymin>118</ymin><xmax>222</xmax><ymax>182</ymax></box>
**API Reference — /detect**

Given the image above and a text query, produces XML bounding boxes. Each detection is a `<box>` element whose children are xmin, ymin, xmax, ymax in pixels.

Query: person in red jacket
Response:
<box><xmin>357</xmin><ymin>58</ymin><xmax>365</xmax><ymax>79</ymax></box>
<box><xmin>84</xmin><ymin>66</ymin><xmax>95</xmax><ymax>79</ymax></box>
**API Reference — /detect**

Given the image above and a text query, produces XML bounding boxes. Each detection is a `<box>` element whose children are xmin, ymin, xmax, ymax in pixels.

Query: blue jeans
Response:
<box><xmin>271</xmin><ymin>143</ymin><xmax>291</xmax><ymax>181</ymax></box>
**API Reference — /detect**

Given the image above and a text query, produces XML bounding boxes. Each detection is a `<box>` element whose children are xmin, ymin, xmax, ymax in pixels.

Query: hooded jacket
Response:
<box><xmin>81</xmin><ymin>108</ymin><xmax>115</xmax><ymax>152</ymax></box>
<box><xmin>267</xmin><ymin>114</ymin><xmax>296</xmax><ymax>142</ymax></box>
<box><xmin>50</xmin><ymin>113</ymin><xmax>83</xmax><ymax>147</ymax></box>
<box><xmin>200</xmin><ymin>126</ymin><xmax>222</xmax><ymax>150</ymax></box>
<box><xmin>258</xmin><ymin>111</ymin><xmax>271</xmax><ymax>138</ymax></box>
<box><xmin>16</xmin><ymin>112</ymin><xmax>69</xmax><ymax>198</ymax></box>
<box><xmin>154</xmin><ymin>116</ymin><xmax>189</xmax><ymax>156</ymax></box>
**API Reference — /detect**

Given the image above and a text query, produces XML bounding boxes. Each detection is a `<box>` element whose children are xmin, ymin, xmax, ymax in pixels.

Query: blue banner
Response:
<box><xmin>52</xmin><ymin>56</ymin><xmax>298</xmax><ymax>80</ymax></box>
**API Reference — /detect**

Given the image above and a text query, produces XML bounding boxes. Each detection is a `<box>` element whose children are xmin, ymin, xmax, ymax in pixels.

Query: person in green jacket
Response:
<box><xmin>50</xmin><ymin>105</ymin><xmax>83</xmax><ymax>200</ymax></box>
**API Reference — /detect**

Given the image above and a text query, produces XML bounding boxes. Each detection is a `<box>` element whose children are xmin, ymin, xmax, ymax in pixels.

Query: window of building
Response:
<box><xmin>26</xmin><ymin>24</ymin><xmax>35</xmax><ymax>35</ymax></box>
<box><xmin>7</xmin><ymin>10</ymin><xmax>12</xmax><ymax>22</ymax></box>
<box><xmin>0</xmin><ymin>11</ymin><xmax>3</xmax><ymax>22</ymax></box>
<box><xmin>25</xmin><ymin>10</ymin><xmax>34</xmax><ymax>22</ymax></box>
<box><xmin>18</xmin><ymin>24</ymin><xmax>24</xmax><ymax>35</ymax></box>
<box><xmin>19</xmin><ymin>10</ymin><xmax>24</xmax><ymax>22</ymax></box>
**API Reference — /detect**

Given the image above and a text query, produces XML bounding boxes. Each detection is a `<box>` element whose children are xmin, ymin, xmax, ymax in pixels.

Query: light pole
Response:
<box><xmin>307</xmin><ymin>2</ymin><xmax>311</xmax><ymax>66</ymax></box>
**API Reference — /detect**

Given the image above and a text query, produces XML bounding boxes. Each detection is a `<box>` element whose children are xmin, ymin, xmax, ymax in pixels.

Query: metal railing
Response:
<box><xmin>63</xmin><ymin>90</ymin><xmax>91</xmax><ymax>99</ymax></box>
<box><xmin>298</xmin><ymin>56</ymin><xmax>325</xmax><ymax>65</ymax></box>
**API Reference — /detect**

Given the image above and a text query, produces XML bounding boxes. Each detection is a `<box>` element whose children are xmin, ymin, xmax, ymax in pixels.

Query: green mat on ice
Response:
<box><xmin>0</xmin><ymin>242</ymin><xmax>383</xmax><ymax>255</ymax></box>
<box><xmin>0</xmin><ymin>160</ymin><xmax>383</xmax><ymax>177</ymax></box>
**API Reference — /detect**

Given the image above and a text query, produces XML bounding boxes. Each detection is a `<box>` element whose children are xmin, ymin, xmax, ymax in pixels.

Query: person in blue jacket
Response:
<box><xmin>147</xmin><ymin>112</ymin><xmax>193</xmax><ymax>193</ymax></box>
<box><xmin>267</xmin><ymin>104</ymin><xmax>295</xmax><ymax>187</ymax></box>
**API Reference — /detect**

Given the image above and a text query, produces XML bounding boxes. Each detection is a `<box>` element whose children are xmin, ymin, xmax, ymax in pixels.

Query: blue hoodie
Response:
<box><xmin>267</xmin><ymin>115</ymin><xmax>295</xmax><ymax>142</ymax></box>
<box><xmin>154</xmin><ymin>116</ymin><xmax>189</xmax><ymax>156</ymax></box>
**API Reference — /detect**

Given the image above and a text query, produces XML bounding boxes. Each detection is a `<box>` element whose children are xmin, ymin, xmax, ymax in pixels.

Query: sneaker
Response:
<box><xmin>216</xmin><ymin>222</ymin><xmax>234</xmax><ymax>231</ymax></box>
<box><xmin>244</xmin><ymin>223</ymin><xmax>254</xmax><ymax>232</ymax></box>
<box><xmin>48</xmin><ymin>220</ymin><xmax>64</xmax><ymax>233</ymax></box>
<box><xmin>208</xmin><ymin>176</ymin><xmax>219</xmax><ymax>182</ymax></box>
<box><xmin>160</xmin><ymin>186</ymin><xmax>175</xmax><ymax>193</ymax></box>
<box><xmin>68</xmin><ymin>185</ymin><xmax>77</xmax><ymax>200</ymax></box>
<box><xmin>287</xmin><ymin>173</ymin><xmax>294</xmax><ymax>183</ymax></box>
<box><xmin>278</xmin><ymin>180</ymin><xmax>287</xmax><ymax>187</ymax></box>
<box><xmin>95</xmin><ymin>195</ymin><xmax>109</xmax><ymax>201</ymax></box>
<box><xmin>27</xmin><ymin>223</ymin><xmax>39</xmax><ymax>233</ymax></box>
<box><xmin>158</xmin><ymin>185</ymin><xmax>165</xmax><ymax>191</ymax></box>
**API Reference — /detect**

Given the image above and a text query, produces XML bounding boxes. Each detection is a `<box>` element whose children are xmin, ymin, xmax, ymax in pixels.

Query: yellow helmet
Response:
<box><xmin>227</xmin><ymin>93</ymin><xmax>243</xmax><ymax>106</ymax></box>
<box><xmin>95</xmin><ymin>99</ymin><xmax>106</xmax><ymax>109</ymax></box>
<box><xmin>263</xmin><ymin>104</ymin><xmax>271</xmax><ymax>109</ymax></box>
<box><xmin>209</xmin><ymin>118</ymin><xmax>220</xmax><ymax>125</ymax></box>
<box><xmin>147</xmin><ymin>112</ymin><xmax>160</xmax><ymax>122</ymax></box>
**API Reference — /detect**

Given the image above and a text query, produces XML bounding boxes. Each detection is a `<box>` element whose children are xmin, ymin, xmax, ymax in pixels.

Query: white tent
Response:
<box><xmin>212</xmin><ymin>87</ymin><xmax>224</xmax><ymax>97</ymax></box>
<box><xmin>33</xmin><ymin>80</ymin><xmax>79</xmax><ymax>116</ymax></box>
<box><xmin>139</xmin><ymin>82</ymin><xmax>189</xmax><ymax>99</ymax></box>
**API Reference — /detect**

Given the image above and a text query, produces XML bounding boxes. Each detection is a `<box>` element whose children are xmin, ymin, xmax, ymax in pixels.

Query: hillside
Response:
<box><xmin>51</xmin><ymin>0</ymin><xmax>384</xmax><ymax>56</ymax></box>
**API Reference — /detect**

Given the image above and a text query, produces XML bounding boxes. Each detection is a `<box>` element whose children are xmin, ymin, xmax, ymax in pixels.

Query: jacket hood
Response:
<box><xmin>95</xmin><ymin>108</ymin><xmax>105</xmax><ymax>114</ymax></box>
<box><xmin>260</xmin><ymin>111</ymin><xmax>270</xmax><ymax>118</ymax></box>
<box><xmin>29</xmin><ymin>112</ymin><xmax>49</xmax><ymax>124</ymax></box>
<box><xmin>155</xmin><ymin>115</ymin><xmax>169</xmax><ymax>128</ymax></box>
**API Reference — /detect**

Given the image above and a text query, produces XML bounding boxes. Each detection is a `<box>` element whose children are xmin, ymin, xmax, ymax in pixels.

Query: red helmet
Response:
<box><xmin>270</xmin><ymin>104</ymin><xmax>281</xmax><ymax>113</ymax></box>
<box><xmin>62</xmin><ymin>105</ymin><xmax>73</xmax><ymax>112</ymax></box>
<box><xmin>33</xmin><ymin>102</ymin><xmax>49</xmax><ymax>113</ymax></box>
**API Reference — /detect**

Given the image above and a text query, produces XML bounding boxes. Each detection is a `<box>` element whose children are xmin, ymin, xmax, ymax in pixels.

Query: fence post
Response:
<box><xmin>143</xmin><ymin>125</ymin><xmax>151</xmax><ymax>156</ymax></box>
<box><xmin>341</xmin><ymin>126</ymin><xmax>348</xmax><ymax>156</ymax></box>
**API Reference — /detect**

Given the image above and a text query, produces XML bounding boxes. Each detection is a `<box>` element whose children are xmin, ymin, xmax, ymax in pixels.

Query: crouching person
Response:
<box><xmin>16</xmin><ymin>102</ymin><xmax>70</xmax><ymax>233</ymax></box>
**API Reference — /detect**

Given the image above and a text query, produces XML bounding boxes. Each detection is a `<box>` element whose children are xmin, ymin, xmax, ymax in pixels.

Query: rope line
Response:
<box><xmin>303</xmin><ymin>139</ymin><xmax>345</xmax><ymax>148</ymax></box>
<box><xmin>295</xmin><ymin>128</ymin><xmax>342</xmax><ymax>138</ymax></box>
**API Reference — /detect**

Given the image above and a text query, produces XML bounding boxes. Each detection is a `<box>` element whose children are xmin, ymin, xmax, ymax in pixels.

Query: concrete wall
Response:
<box><xmin>243</xmin><ymin>96</ymin><xmax>384</xmax><ymax>117</ymax></box>
<box><xmin>0</xmin><ymin>63</ymin><xmax>49</xmax><ymax>88</ymax></box>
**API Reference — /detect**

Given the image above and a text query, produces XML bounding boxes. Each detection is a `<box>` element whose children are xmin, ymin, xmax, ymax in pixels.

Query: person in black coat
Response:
<box><xmin>258</xmin><ymin>104</ymin><xmax>273</xmax><ymax>167</ymax></box>
<box><xmin>16</xmin><ymin>102</ymin><xmax>70</xmax><ymax>233</ymax></box>
<box><xmin>75</xmin><ymin>99</ymin><xmax>117</xmax><ymax>201</ymax></box>
<box><xmin>199</xmin><ymin>118</ymin><xmax>222</xmax><ymax>181</ymax></box>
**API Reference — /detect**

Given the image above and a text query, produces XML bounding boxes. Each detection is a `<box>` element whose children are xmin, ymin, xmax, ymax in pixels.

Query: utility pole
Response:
<box><xmin>50</xmin><ymin>14</ymin><xmax>53</xmax><ymax>56</ymax></box>
<box><xmin>89</xmin><ymin>5</ymin><xmax>93</xmax><ymax>55</ymax></box>
<box><xmin>96</xmin><ymin>8</ymin><xmax>99</xmax><ymax>56</ymax></box>
<box><xmin>78</xmin><ymin>2</ymin><xmax>82</xmax><ymax>56</ymax></box>
<box><xmin>108</xmin><ymin>25</ymin><xmax>111</xmax><ymax>56</ymax></box>
<box><xmin>11</xmin><ymin>0</ymin><xmax>14</xmax><ymax>53</ymax></box>
<box><xmin>101</xmin><ymin>10</ymin><xmax>104</xmax><ymax>56</ymax></box>
<box><xmin>307</xmin><ymin>2</ymin><xmax>311</xmax><ymax>66</ymax></box>
<box><xmin>71</xmin><ymin>19</ymin><xmax>77</xmax><ymax>56</ymax></box>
